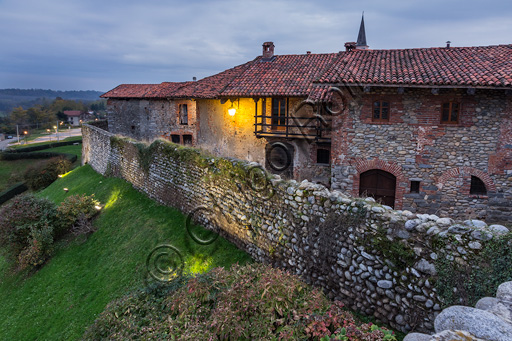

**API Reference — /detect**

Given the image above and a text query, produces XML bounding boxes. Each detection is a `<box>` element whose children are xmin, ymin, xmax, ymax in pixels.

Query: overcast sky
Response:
<box><xmin>1</xmin><ymin>0</ymin><xmax>511</xmax><ymax>92</ymax></box>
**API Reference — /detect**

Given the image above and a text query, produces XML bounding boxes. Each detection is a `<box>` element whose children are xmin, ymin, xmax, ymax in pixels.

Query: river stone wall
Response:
<box><xmin>82</xmin><ymin>124</ymin><xmax>510</xmax><ymax>333</ymax></box>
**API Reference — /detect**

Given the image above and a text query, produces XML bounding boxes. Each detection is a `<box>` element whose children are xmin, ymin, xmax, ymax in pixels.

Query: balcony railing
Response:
<box><xmin>254</xmin><ymin>113</ymin><xmax>332</xmax><ymax>142</ymax></box>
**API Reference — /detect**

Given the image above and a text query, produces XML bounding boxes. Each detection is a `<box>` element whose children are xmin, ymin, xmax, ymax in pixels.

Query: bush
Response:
<box><xmin>0</xmin><ymin>193</ymin><xmax>101</xmax><ymax>271</ymax></box>
<box><xmin>55</xmin><ymin>194</ymin><xmax>100</xmax><ymax>237</ymax></box>
<box><xmin>0</xmin><ymin>194</ymin><xmax>58</xmax><ymax>268</ymax></box>
<box><xmin>23</xmin><ymin>157</ymin><xmax>71</xmax><ymax>190</ymax></box>
<box><xmin>84</xmin><ymin>263</ymin><xmax>396</xmax><ymax>340</ymax></box>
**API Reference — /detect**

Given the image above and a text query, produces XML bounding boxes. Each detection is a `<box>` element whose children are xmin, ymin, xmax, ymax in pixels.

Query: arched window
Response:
<box><xmin>470</xmin><ymin>176</ymin><xmax>487</xmax><ymax>195</ymax></box>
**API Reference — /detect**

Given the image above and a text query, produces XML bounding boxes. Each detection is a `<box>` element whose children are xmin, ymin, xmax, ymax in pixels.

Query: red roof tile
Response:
<box><xmin>102</xmin><ymin>44</ymin><xmax>512</xmax><ymax>101</ymax></box>
<box><xmin>221</xmin><ymin>54</ymin><xmax>338</xmax><ymax>97</ymax></box>
<box><xmin>318</xmin><ymin>45</ymin><xmax>512</xmax><ymax>88</ymax></box>
<box><xmin>63</xmin><ymin>110</ymin><xmax>82</xmax><ymax>117</ymax></box>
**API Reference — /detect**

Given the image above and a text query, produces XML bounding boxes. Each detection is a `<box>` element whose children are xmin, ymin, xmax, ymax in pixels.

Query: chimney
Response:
<box><xmin>345</xmin><ymin>42</ymin><xmax>357</xmax><ymax>52</ymax></box>
<box><xmin>262</xmin><ymin>42</ymin><xmax>275</xmax><ymax>60</ymax></box>
<box><xmin>306</xmin><ymin>51</ymin><xmax>311</xmax><ymax>54</ymax></box>
<box><xmin>193</xmin><ymin>76</ymin><xmax>197</xmax><ymax>81</ymax></box>
<box><xmin>446</xmin><ymin>41</ymin><xmax>451</xmax><ymax>48</ymax></box>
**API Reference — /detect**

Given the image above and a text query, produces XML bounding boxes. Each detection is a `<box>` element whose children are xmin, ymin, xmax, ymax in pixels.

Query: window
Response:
<box><xmin>441</xmin><ymin>102</ymin><xmax>460</xmax><ymax>124</ymax></box>
<box><xmin>179</xmin><ymin>104</ymin><xmax>188</xmax><ymax>125</ymax></box>
<box><xmin>316</xmin><ymin>148</ymin><xmax>330</xmax><ymax>164</ymax></box>
<box><xmin>171</xmin><ymin>134</ymin><xmax>180</xmax><ymax>144</ymax></box>
<box><xmin>373</xmin><ymin>101</ymin><xmax>389</xmax><ymax>122</ymax></box>
<box><xmin>470</xmin><ymin>176</ymin><xmax>487</xmax><ymax>195</ymax></box>
<box><xmin>271</xmin><ymin>98</ymin><xmax>287</xmax><ymax>131</ymax></box>
<box><xmin>183</xmin><ymin>134</ymin><xmax>192</xmax><ymax>145</ymax></box>
<box><xmin>410</xmin><ymin>181</ymin><xmax>420</xmax><ymax>193</ymax></box>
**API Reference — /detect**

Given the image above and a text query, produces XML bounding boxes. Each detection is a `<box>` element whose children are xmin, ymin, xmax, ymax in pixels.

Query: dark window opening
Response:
<box><xmin>373</xmin><ymin>101</ymin><xmax>389</xmax><ymax>121</ymax></box>
<box><xmin>131</xmin><ymin>125</ymin><xmax>135</xmax><ymax>131</ymax></box>
<box><xmin>179</xmin><ymin>104</ymin><xmax>188</xmax><ymax>125</ymax></box>
<box><xmin>410</xmin><ymin>181</ymin><xmax>420</xmax><ymax>193</ymax></box>
<box><xmin>470</xmin><ymin>176</ymin><xmax>487</xmax><ymax>195</ymax></box>
<box><xmin>183</xmin><ymin>134</ymin><xmax>192</xmax><ymax>145</ymax></box>
<box><xmin>316</xmin><ymin>148</ymin><xmax>330</xmax><ymax>164</ymax></box>
<box><xmin>441</xmin><ymin>102</ymin><xmax>460</xmax><ymax>124</ymax></box>
<box><xmin>171</xmin><ymin>134</ymin><xmax>180</xmax><ymax>144</ymax></box>
<box><xmin>271</xmin><ymin>98</ymin><xmax>287</xmax><ymax>131</ymax></box>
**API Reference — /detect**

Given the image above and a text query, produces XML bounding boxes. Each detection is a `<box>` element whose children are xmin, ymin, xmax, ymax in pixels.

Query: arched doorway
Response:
<box><xmin>359</xmin><ymin>169</ymin><xmax>396</xmax><ymax>207</ymax></box>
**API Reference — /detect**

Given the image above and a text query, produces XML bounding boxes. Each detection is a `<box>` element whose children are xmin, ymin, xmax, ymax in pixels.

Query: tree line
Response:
<box><xmin>0</xmin><ymin>98</ymin><xmax>106</xmax><ymax>134</ymax></box>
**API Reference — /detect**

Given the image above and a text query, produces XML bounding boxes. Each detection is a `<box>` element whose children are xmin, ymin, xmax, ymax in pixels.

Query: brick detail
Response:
<box><xmin>437</xmin><ymin>167</ymin><xmax>496</xmax><ymax>192</ymax></box>
<box><xmin>353</xmin><ymin>158</ymin><xmax>407</xmax><ymax>209</ymax></box>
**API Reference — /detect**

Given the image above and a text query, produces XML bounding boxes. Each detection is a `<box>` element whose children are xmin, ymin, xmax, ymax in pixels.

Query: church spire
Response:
<box><xmin>356</xmin><ymin>12</ymin><xmax>369</xmax><ymax>50</ymax></box>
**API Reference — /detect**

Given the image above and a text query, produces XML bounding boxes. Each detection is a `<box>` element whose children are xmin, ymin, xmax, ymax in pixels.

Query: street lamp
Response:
<box><xmin>23</xmin><ymin>131</ymin><xmax>28</xmax><ymax>144</ymax></box>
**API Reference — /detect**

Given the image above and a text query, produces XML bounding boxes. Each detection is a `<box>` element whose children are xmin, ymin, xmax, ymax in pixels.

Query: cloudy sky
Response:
<box><xmin>1</xmin><ymin>0</ymin><xmax>511</xmax><ymax>92</ymax></box>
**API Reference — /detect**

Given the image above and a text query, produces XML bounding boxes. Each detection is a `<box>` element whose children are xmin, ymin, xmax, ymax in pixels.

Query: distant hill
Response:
<box><xmin>0</xmin><ymin>89</ymin><xmax>104</xmax><ymax>115</ymax></box>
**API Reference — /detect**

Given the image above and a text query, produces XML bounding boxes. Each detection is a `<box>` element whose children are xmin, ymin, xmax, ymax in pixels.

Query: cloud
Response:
<box><xmin>0</xmin><ymin>0</ymin><xmax>511</xmax><ymax>90</ymax></box>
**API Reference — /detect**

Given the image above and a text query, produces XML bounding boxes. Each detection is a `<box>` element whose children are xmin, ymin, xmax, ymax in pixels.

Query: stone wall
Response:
<box><xmin>330</xmin><ymin>88</ymin><xmax>512</xmax><ymax>223</ymax></box>
<box><xmin>82</xmin><ymin>123</ymin><xmax>511</xmax><ymax>333</ymax></box>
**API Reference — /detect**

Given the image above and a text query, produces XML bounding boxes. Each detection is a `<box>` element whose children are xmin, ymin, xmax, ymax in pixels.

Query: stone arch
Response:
<box><xmin>353</xmin><ymin>158</ymin><xmax>407</xmax><ymax>208</ymax></box>
<box><xmin>437</xmin><ymin>167</ymin><xmax>496</xmax><ymax>193</ymax></box>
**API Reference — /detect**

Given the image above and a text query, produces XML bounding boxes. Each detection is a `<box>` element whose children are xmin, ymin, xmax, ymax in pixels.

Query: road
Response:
<box><xmin>0</xmin><ymin>128</ymin><xmax>82</xmax><ymax>150</ymax></box>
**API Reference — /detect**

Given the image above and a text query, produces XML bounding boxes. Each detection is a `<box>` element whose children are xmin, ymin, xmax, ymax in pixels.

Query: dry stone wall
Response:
<box><xmin>82</xmin><ymin>124</ymin><xmax>511</xmax><ymax>334</ymax></box>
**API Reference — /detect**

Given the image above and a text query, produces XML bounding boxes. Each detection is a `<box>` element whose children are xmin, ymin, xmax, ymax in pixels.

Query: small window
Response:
<box><xmin>373</xmin><ymin>101</ymin><xmax>389</xmax><ymax>122</ymax></box>
<box><xmin>441</xmin><ymin>102</ymin><xmax>460</xmax><ymax>124</ymax></box>
<box><xmin>171</xmin><ymin>134</ymin><xmax>180</xmax><ymax>144</ymax></box>
<box><xmin>131</xmin><ymin>125</ymin><xmax>135</xmax><ymax>131</ymax></box>
<box><xmin>179</xmin><ymin>104</ymin><xmax>188</xmax><ymax>125</ymax></box>
<box><xmin>316</xmin><ymin>148</ymin><xmax>330</xmax><ymax>164</ymax></box>
<box><xmin>470</xmin><ymin>176</ymin><xmax>487</xmax><ymax>195</ymax></box>
<box><xmin>410</xmin><ymin>181</ymin><xmax>420</xmax><ymax>193</ymax></box>
<box><xmin>183</xmin><ymin>134</ymin><xmax>192</xmax><ymax>145</ymax></box>
<box><xmin>271</xmin><ymin>98</ymin><xmax>287</xmax><ymax>131</ymax></box>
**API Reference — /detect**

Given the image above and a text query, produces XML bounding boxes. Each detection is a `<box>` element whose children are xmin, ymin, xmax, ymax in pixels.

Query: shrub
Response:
<box><xmin>0</xmin><ymin>194</ymin><xmax>58</xmax><ymax>268</ymax></box>
<box><xmin>84</xmin><ymin>263</ymin><xmax>396</xmax><ymax>340</ymax></box>
<box><xmin>55</xmin><ymin>194</ymin><xmax>100</xmax><ymax>237</ymax></box>
<box><xmin>23</xmin><ymin>157</ymin><xmax>71</xmax><ymax>190</ymax></box>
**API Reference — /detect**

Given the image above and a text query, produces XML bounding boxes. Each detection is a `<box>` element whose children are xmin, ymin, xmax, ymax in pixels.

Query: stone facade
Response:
<box><xmin>82</xmin><ymin>123</ymin><xmax>511</xmax><ymax>333</ymax></box>
<box><xmin>331</xmin><ymin>88</ymin><xmax>512</xmax><ymax>223</ymax></box>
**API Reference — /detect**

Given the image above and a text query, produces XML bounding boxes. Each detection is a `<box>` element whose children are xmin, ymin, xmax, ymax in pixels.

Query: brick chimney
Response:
<box><xmin>262</xmin><ymin>42</ymin><xmax>275</xmax><ymax>60</ymax></box>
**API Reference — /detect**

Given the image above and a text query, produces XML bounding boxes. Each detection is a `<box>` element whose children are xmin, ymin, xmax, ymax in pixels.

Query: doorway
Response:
<box><xmin>359</xmin><ymin>169</ymin><xmax>396</xmax><ymax>207</ymax></box>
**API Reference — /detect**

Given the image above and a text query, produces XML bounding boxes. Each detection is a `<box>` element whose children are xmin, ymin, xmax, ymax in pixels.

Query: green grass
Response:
<box><xmin>7</xmin><ymin>136</ymin><xmax>82</xmax><ymax>149</ymax></box>
<box><xmin>0</xmin><ymin>159</ymin><xmax>33</xmax><ymax>191</ymax></box>
<box><xmin>34</xmin><ymin>143</ymin><xmax>83</xmax><ymax>162</ymax></box>
<box><xmin>0</xmin><ymin>165</ymin><xmax>252</xmax><ymax>340</ymax></box>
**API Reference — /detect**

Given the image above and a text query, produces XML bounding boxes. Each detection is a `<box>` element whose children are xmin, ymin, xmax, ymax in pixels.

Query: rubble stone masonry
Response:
<box><xmin>82</xmin><ymin>123</ymin><xmax>511</xmax><ymax>333</ymax></box>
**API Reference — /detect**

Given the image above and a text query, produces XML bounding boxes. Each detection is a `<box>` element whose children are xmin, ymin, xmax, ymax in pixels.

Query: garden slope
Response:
<box><xmin>0</xmin><ymin>165</ymin><xmax>251</xmax><ymax>340</ymax></box>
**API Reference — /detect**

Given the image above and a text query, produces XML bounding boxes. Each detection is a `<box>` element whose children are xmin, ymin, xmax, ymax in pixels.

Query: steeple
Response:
<box><xmin>356</xmin><ymin>12</ymin><xmax>369</xmax><ymax>50</ymax></box>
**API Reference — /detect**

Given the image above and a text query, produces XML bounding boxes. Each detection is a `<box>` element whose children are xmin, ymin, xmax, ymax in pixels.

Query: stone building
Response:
<box><xmin>101</xmin><ymin>24</ymin><xmax>512</xmax><ymax>221</ymax></box>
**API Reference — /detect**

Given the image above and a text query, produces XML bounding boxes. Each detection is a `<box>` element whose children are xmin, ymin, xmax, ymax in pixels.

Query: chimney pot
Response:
<box><xmin>193</xmin><ymin>76</ymin><xmax>197</xmax><ymax>81</ymax></box>
<box><xmin>446</xmin><ymin>41</ymin><xmax>451</xmax><ymax>48</ymax></box>
<box><xmin>262</xmin><ymin>42</ymin><xmax>275</xmax><ymax>60</ymax></box>
<box><xmin>306</xmin><ymin>51</ymin><xmax>311</xmax><ymax>54</ymax></box>
<box><xmin>344</xmin><ymin>42</ymin><xmax>357</xmax><ymax>52</ymax></box>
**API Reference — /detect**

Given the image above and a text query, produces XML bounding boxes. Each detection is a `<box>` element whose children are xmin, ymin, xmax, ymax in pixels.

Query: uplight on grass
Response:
<box><xmin>186</xmin><ymin>254</ymin><xmax>213</xmax><ymax>275</ymax></box>
<box><xmin>104</xmin><ymin>188</ymin><xmax>121</xmax><ymax>209</ymax></box>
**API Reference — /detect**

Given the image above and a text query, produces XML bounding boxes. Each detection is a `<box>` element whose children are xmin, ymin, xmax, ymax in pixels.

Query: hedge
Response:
<box><xmin>0</xmin><ymin>182</ymin><xmax>28</xmax><ymax>206</ymax></box>
<box><xmin>0</xmin><ymin>152</ymin><xmax>77</xmax><ymax>163</ymax></box>
<box><xmin>3</xmin><ymin>139</ymin><xmax>82</xmax><ymax>153</ymax></box>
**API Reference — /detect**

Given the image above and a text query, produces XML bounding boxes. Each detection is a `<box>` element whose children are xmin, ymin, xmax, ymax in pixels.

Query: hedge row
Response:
<box><xmin>3</xmin><ymin>139</ymin><xmax>82</xmax><ymax>153</ymax></box>
<box><xmin>0</xmin><ymin>152</ymin><xmax>77</xmax><ymax>163</ymax></box>
<box><xmin>0</xmin><ymin>182</ymin><xmax>28</xmax><ymax>206</ymax></box>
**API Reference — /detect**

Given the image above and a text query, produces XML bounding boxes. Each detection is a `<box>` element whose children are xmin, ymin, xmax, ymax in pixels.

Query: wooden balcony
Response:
<box><xmin>254</xmin><ymin>113</ymin><xmax>332</xmax><ymax>142</ymax></box>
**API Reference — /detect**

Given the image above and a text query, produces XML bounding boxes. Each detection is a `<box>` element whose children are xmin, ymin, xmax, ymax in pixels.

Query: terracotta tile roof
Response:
<box><xmin>102</xmin><ymin>44</ymin><xmax>512</xmax><ymax>101</ymax></box>
<box><xmin>221</xmin><ymin>54</ymin><xmax>338</xmax><ymax>97</ymax></box>
<box><xmin>318</xmin><ymin>45</ymin><xmax>512</xmax><ymax>88</ymax></box>
<box><xmin>100</xmin><ymin>82</ymin><xmax>190</xmax><ymax>99</ymax></box>
<box><xmin>63</xmin><ymin>110</ymin><xmax>82</xmax><ymax>117</ymax></box>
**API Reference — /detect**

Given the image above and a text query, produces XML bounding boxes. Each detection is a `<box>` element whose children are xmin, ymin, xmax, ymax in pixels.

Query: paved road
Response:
<box><xmin>0</xmin><ymin>128</ymin><xmax>82</xmax><ymax>150</ymax></box>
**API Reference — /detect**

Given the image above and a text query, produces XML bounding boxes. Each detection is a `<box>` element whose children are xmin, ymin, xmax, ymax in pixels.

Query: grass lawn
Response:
<box><xmin>0</xmin><ymin>165</ymin><xmax>252</xmax><ymax>339</ymax></box>
<box><xmin>0</xmin><ymin>159</ymin><xmax>34</xmax><ymax>192</ymax></box>
<box><xmin>7</xmin><ymin>136</ymin><xmax>82</xmax><ymax>149</ymax></box>
<box><xmin>34</xmin><ymin>143</ymin><xmax>83</xmax><ymax>162</ymax></box>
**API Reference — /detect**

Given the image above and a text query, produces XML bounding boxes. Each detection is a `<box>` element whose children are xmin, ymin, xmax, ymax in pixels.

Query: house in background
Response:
<box><xmin>63</xmin><ymin>110</ymin><xmax>85</xmax><ymax>126</ymax></box>
<box><xmin>101</xmin><ymin>22</ymin><xmax>512</xmax><ymax>222</ymax></box>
